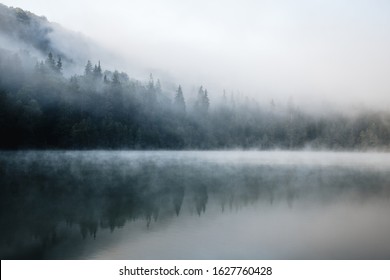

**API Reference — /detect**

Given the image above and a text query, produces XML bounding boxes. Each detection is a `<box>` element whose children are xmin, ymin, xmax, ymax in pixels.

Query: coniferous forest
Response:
<box><xmin>2</xmin><ymin>1</ymin><xmax>390</xmax><ymax>262</ymax></box>
<box><xmin>1</xmin><ymin>48</ymin><xmax>390</xmax><ymax>150</ymax></box>
<box><xmin>1</xmin><ymin>4</ymin><xmax>390</xmax><ymax>150</ymax></box>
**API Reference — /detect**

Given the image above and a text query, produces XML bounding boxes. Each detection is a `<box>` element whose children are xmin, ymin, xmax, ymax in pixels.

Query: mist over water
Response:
<box><xmin>1</xmin><ymin>151</ymin><xmax>389</xmax><ymax>259</ymax></box>
<box><xmin>1</xmin><ymin>1</ymin><xmax>390</xmax><ymax>261</ymax></box>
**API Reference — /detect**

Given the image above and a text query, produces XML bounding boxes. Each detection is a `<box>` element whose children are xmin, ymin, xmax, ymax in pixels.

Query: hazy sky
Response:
<box><xmin>2</xmin><ymin>0</ymin><xmax>390</xmax><ymax>110</ymax></box>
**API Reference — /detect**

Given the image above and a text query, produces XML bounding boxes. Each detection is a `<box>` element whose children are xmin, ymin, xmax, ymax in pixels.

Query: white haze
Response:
<box><xmin>2</xmin><ymin>0</ymin><xmax>390</xmax><ymax>112</ymax></box>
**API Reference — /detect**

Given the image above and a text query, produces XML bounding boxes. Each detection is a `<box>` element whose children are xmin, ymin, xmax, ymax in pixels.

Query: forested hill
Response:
<box><xmin>0</xmin><ymin>5</ymin><xmax>390</xmax><ymax>150</ymax></box>
<box><xmin>0</xmin><ymin>3</ymin><xmax>102</xmax><ymax>71</ymax></box>
<box><xmin>0</xmin><ymin>3</ymin><xmax>54</xmax><ymax>55</ymax></box>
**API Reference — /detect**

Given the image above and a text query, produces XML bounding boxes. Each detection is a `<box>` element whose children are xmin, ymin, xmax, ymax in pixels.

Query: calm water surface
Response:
<box><xmin>0</xmin><ymin>151</ymin><xmax>390</xmax><ymax>259</ymax></box>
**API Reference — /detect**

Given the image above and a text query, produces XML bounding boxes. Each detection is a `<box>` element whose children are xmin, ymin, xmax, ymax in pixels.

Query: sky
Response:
<box><xmin>2</xmin><ymin>0</ymin><xmax>390</xmax><ymax>111</ymax></box>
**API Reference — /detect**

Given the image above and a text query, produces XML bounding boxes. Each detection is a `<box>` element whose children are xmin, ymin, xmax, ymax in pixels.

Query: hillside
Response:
<box><xmin>0</xmin><ymin>3</ymin><xmax>106</xmax><ymax>72</ymax></box>
<box><xmin>0</xmin><ymin>4</ymin><xmax>389</xmax><ymax>150</ymax></box>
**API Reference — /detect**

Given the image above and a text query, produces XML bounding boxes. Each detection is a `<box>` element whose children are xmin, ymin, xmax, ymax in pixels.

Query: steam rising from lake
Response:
<box><xmin>1</xmin><ymin>151</ymin><xmax>389</xmax><ymax>259</ymax></box>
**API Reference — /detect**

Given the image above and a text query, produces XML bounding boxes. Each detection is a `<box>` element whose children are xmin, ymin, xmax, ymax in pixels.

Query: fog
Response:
<box><xmin>2</xmin><ymin>2</ymin><xmax>390</xmax><ymax>260</ymax></box>
<box><xmin>1</xmin><ymin>151</ymin><xmax>390</xmax><ymax>259</ymax></box>
<box><xmin>2</xmin><ymin>0</ymin><xmax>390</xmax><ymax>112</ymax></box>
<box><xmin>2</xmin><ymin>1</ymin><xmax>390</xmax><ymax>150</ymax></box>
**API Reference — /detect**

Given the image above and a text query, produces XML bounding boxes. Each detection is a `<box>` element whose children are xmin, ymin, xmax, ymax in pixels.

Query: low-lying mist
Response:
<box><xmin>1</xmin><ymin>151</ymin><xmax>389</xmax><ymax>259</ymax></box>
<box><xmin>1</xmin><ymin>2</ymin><xmax>390</xmax><ymax>150</ymax></box>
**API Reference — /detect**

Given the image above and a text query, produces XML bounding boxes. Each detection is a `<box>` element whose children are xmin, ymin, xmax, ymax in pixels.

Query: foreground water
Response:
<box><xmin>0</xmin><ymin>151</ymin><xmax>390</xmax><ymax>259</ymax></box>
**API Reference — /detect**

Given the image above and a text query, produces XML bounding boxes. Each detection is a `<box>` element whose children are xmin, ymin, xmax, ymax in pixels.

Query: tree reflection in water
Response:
<box><xmin>0</xmin><ymin>151</ymin><xmax>389</xmax><ymax>259</ymax></box>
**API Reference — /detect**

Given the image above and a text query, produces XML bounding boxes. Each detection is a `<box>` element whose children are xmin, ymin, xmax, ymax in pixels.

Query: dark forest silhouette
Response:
<box><xmin>1</xmin><ymin>49</ymin><xmax>390</xmax><ymax>150</ymax></box>
<box><xmin>1</xmin><ymin>3</ymin><xmax>390</xmax><ymax>150</ymax></box>
<box><xmin>1</xmin><ymin>151</ymin><xmax>389</xmax><ymax>259</ymax></box>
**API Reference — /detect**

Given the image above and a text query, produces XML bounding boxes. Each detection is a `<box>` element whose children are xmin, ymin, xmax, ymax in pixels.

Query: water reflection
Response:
<box><xmin>0</xmin><ymin>151</ymin><xmax>389</xmax><ymax>259</ymax></box>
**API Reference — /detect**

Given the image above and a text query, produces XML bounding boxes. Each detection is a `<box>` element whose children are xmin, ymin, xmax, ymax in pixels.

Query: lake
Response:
<box><xmin>0</xmin><ymin>151</ymin><xmax>390</xmax><ymax>259</ymax></box>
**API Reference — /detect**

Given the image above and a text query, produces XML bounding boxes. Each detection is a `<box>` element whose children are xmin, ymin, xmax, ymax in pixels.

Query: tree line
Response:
<box><xmin>0</xmin><ymin>50</ymin><xmax>389</xmax><ymax>150</ymax></box>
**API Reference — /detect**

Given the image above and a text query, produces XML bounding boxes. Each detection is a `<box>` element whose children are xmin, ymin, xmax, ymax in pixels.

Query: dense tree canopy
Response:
<box><xmin>0</xmin><ymin>49</ymin><xmax>389</xmax><ymax>150</ymax></box>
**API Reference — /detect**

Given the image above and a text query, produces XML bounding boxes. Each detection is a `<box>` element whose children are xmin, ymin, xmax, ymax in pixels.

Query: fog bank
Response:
<box><xmin>2</xmin><ymin>0</ymin><xmax>390</xmax><ymax>112</ymax></box>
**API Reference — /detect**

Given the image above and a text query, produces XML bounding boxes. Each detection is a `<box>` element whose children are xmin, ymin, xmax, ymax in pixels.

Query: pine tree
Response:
<box><xmin>112</xmin><ymin>70</ymin><xmax>120</xmax><ymax>85</ymax></box>
<box><xmin>204</xmin><ymin>89</ymin><xmax>210</xmax><ymax>111</ymax></box>
<box><xmin>144</xmin><ymin>73</ymin><xmax>157</xmax><ymax>106</ymax></box>
<box><xmin>148</xmin><ymin>73</ymin><xmax>154</xmax><ymax>90</ymax></box>
<box><xmin>85</xmin><ymin>60</ymin><xmax>93</xmax><ymax>77</ymax></box>
<box><xmin>45</xmin><ymin>52</ymin><xmax>56</xmax><ymax>70</ymax></box>
<box><xmin>103</xmin><ymin>74</ymin><xmax>109</xmax><ymax>84</ymax></box>
<box><xmin>174</xmin><ymin>85</ymin><xmax>186</xmax><ymax>115</ymax></box>
<box><xmin>93</xmin><ymin>61</ymin><xmax>102</xmax><ymax>80</ymax></box>
<box><xmin>69</xmin><ymin>76</ymin><xmax>79</xmax><ymax>91</ymax></box>
<box><xmin>195</xmin><ymin>86</ymin><xmax>209</xmax><ymax>115</ymax></box>
<box><xmin>198</xmin><ymin>86</ymin><xmax>204</xmax><ymax>99</ymax></box>
<box><xmin>56</xmin><ymin>57</ymin><xmax>62</xmax><ymax>73</ymax></box>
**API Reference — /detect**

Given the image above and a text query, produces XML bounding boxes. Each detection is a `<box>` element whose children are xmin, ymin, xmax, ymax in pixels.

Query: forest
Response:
<box><xmin>1</xmin><ymin>47</ymin><xmax>390</xmax><ymax>150</ymax></box>
<box><xmin>1</xmin><ymin>3</ymin><xmax>390</xmax><ymax>150</ymax></box>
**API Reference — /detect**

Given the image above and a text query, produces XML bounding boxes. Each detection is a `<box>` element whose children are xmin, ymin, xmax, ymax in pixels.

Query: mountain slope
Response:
<box><xmin>0</xmin><ymin>3</ymin><xmax>389</xmax><ymax>150</ymax></box>
<box><xmin>0</xmin><ymin>3</ymin><xmax>53</xmax><ymax>54</ymax></box>
<box><xmin>0</xmin><ymin>3</ymin><xmax>113</xmax><ymax>73</ymax></box>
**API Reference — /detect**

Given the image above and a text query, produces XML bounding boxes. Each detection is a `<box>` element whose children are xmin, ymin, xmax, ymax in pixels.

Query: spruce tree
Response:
<box><xmin>195</xmin><ymin>86</ymin><xmax>209</xmax><ymax>115</ymax></box>
<box><xmin>45</xmin><ymin>52</ymin><xmax>56</xmax><ymax>70</ymax></box>
<box><xmin>204</xmin><ymin>89</ymin><xmax>210</xmax><ymax>112</ymax></box>
<box><xmin>85</xmin><ymin>60</ymin><xmax>93</xmax><ymax>77</ymax></box>
<box><xmin>56</xmin><ymin>57</ymin><xmax>62</xmax><ymax>73</ymax></box>
<box><xmin>93</xmin><ymin>61</ymin><xmax>102</xmax><ymax>79</ymax></box>
<box><xmin>174</xmin><ymin>85</ymin><xmax>186</xmax><ymax>114</ymax></box>
<box><xmin>112</xmin><ymin>70</ymin><xmax>120</xmax><ymax>85</ymax></box>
